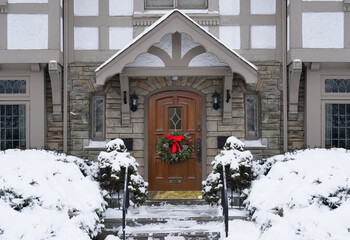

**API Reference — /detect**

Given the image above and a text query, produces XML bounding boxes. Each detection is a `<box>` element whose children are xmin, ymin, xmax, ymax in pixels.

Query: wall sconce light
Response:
<box><xmin>130</xmin><ymin>92</ymin><xmax>138</xmax><ymax>112</ymax></box>
<box><xmin>212</xmin><ymin>91</ymin><xmax>220</xmax><ymax>110</ymax></box>
<box><xmin>123</xmin><ymin>91</ymin><xmax>127</xmax><ymax>104</ymax></box>
<box><xmin>226</xmin><ymin>89</ymin><xmax>231</xmax><ymax>103</ymax></box>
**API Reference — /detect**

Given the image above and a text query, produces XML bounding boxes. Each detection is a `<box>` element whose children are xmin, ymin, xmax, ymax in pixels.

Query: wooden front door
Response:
<box><xmin>148</xmin><ymin>90</ymin><xmax>202</xmax><ymax>191</ymax></box>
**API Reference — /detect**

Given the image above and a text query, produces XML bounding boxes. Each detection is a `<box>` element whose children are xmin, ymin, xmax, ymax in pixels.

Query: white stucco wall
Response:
<box><xmin>109</xmin><ymin>27</ymin><xmax>134</xmax><ymax>50</ymax></box>
<box><xmin>219</xmin><ymin>26</ymin><xmax>240</xmax><ymax>50</ymax></box>
<box><xmin>251</xmin><ymin>0</ymin><xmax>276</xmax><ymax>14</ymax></box>
<box><xmin>251</xmin><ymin>25</ymin><xmax>276</xmax><ymax>49</ymax></box>
<box><xmin>219</xmin><ymin>0</ymin><xmax>240</xmax><ymax>15</ymax></box>
<box><xmin>7</xmin><ymin>14</ymin><xmax>48</xmax><ymax>50</ymax></box>
<box><xmin>109</xmin><ymin>0</ymin><xmax>133</xmax><ymax>16</ymax></box>
<box><xmin>302</xmin><ymin>12</ymin><xmax>344</xmax><ymax>48</ymax></box>
<box><xmin>74</xmin><ymin>0</ymin><xmax>99</xmax><ymax>16</ymax></box>
<box><xmin>74</xmin><ymin>27</ymin><xmax>99</xmax><ymax>50</ymax></box>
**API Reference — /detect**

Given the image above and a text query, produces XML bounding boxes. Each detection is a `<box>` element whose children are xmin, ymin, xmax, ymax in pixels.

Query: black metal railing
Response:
<box><xmin>122</xmin><ymin>167</ymin><xmax>130</xmax><ymax>240</ymax></box>
<box><xmin>221</xmin><ymin>164</ymin><xmax>229</xmax><ymax>238</ymax></box>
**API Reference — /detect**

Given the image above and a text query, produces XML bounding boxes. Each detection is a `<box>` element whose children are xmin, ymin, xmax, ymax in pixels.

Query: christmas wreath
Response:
<box><xmin>156</xmin><ymin>132</ymin><xmax>194</xmax><ymax>164</ymax></box>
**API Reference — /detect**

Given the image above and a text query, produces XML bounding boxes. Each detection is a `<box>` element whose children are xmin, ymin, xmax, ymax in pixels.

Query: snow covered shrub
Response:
<box><xmin>244</xmin><ymin>148</ymin><xmax>350</xmax><ymax>240</ymax></box>
<box><xmin>98</xmin><ymin>138</ymin><xmax>148</xmax><ymax>206</ymax></box>
<box><xmin>0</xmin><ymin>149</ymin><xmax>106</xmax><ymax>240</ymax></box>
<box><xmin>202</xmin><ymin>136</ymin><xmax>253</xmax><ymax>205</ymax></box>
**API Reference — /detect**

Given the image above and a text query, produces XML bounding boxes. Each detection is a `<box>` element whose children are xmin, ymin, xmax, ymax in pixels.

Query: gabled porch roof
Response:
<box><xmin>95</xmin><ymin>9</ymin><xmax>258</xmax><ymax>85</ymax></box>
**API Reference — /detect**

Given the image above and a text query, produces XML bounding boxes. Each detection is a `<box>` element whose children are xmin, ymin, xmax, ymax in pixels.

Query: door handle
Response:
<box><xmin>196</xmin><ymin>138</ymin><xmax>201</xmax><ymax>162</ymax></box>
<box><xmin>196</xmin><ymin>123</ymin><xmax>201</xmax><ymax>131</ymax></box>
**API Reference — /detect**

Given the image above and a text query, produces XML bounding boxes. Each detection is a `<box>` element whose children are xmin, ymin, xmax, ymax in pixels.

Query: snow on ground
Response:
<box><xmin>0</xmin><ymin>149</ymin><xmax>106</xmax><ymax>240</ymax></box>
<box><xmin>228</xmin><ymin>148</ymin><xmax>350</xmax><ymax>240</ymax></box>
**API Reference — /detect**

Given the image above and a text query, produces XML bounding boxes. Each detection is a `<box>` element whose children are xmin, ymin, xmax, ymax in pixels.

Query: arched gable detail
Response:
<box><xmin>95</xmin><ymin>10</ymin><xmax>258</xmax><ymax>85</ymax></box>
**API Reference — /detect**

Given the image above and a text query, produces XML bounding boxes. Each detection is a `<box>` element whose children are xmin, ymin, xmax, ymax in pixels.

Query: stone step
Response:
<box><xmin>107</xmin><ymin>197</ymin><xmax>244</xmax><ymax>208</ymax></box>
<box><xmin>104</xmin><ymin>215</ymin><xmax>246</xmax><ymax>228</ymax></box>
<box><xmin>99</xmin><ymin>230</ymin><xmax>221</xmax><ymax>240</ymax></box>
<box><xmin>144</xmin><ymin>199</ymin><xmax>207</xmax><ymax>206</ymax></box>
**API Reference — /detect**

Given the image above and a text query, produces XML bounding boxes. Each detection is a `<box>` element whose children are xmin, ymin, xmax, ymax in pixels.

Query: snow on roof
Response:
<box><xmin>95</xmin><ymin>9</ymin><xmax>257</xmax><ymax>73</ymax></box>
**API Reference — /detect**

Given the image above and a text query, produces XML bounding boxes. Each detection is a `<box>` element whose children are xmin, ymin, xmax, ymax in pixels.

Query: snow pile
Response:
<box><xmin>0</xmin><ymin>149</ymin><xmax>106</xmax><ymax>240</ymax></box>
<box><xmin>202</xmin><ymin>136</ymin><xmax>252</xmax><ymax>205</ymax></box>
<box><xmin>236</xmin><ymin>148</ymin><xmax>350</xmax><ymax>240</ymax></box>
<box><xmin>98</xmin><ymin>138</ymin><xmax>148</xmax><ymax>206</ymax></box>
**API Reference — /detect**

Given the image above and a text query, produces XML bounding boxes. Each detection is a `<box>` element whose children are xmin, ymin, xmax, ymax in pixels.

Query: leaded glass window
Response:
<box><xmin>325</xmin><ymin>103</ymin><xmax>350</xmax><ymax>149</ymax></box>
<box><xmin>92</xmin><ymin>96</ymin><xmax>105</xmax><ymax>139</ymax></box>
<box><xmin>145</xmin><ymin>0</ymin><xmax>207</xmax><ymax>9</ymax></box>
<box><xmin>0</xmin><ymin>104</ymin><xmax>26</xmax><ymax>150</ymax></box>
<box><xmin>246</xmin><ymin>95</ymin><xmax>259</xmax><ymax>139</ymax></box>
<box><xmin>169</xmin><ymin>108</ymin><xmax>182</xmax><ymax>131</ymax></box>
<box><xmin>325</xmin><ymin>79</ymin><xmax>350</xmax><ymax>93</ymax></box>
<box><xmin>0</xmin><ymin>80</ymin><xmax>26</xmax><ymax>94</ymax></box>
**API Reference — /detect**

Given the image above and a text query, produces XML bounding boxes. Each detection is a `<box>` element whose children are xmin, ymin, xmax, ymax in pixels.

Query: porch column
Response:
<box><xmin>223</xmin><ymin>74</ymin><xmax>233</xmax><ymax>125</ymax></box>
<box><xmin>120</xmin><ymin>74</ymin><xmax>131</xmax><ymax>125</ymax></box>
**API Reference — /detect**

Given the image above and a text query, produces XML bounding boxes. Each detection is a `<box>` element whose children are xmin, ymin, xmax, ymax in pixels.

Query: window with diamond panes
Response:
<box><xmin>245</xmin><ymin>94</ymin><xmax>259</xmax><ymax>139</ymax></box>
<box><xmin>92</xmin><ymin>96</ymin><xmax>105</xmax><ymax>139</ymax></box>
<box><xmin>0</xmin><ymin>104</ymin><xmax>26</xmax><ymax>150</ymax></box>
<box><xmin>0</xmin><ymin>80</ymin><xmax>26</xmax><ymax>94</ymax></box>
<box><xmin>325</xmin><ymin>104</ymin><xmax>350</xmax><ymax>149</ymax></box>
<box><xmin>325</xmin><ymin>79</ymin><xmax>350</xmax><ymax>93</ymax></box>
<box><xmin>169</xmin><ymin>108</ymin><xmax>182</xmax><ymax>131</ymax></box>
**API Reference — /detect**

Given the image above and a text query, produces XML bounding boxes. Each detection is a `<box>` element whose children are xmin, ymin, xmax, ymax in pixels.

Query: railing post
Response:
<box><xmin>222</xmin><ymin>164</ymin><xmax>229</xmax><ymax>238</ymax></box>
<box><xmin>122</xmin><ymin>166</ymin><xmax>129</xmax><ymax>240</ymax></box>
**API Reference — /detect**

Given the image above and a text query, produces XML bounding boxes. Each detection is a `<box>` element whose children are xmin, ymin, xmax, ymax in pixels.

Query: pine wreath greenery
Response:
<box><xmin>156</xmin><ymin>132</ymin><xmax>194</xmax><ymax>164</ymax></box>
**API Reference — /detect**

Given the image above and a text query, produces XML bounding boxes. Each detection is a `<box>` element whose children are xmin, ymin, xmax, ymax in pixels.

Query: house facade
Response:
<box><xmin>0</xmin><ymin>0</ymin><xmax>349</xmax><ymax>192</ymax></box>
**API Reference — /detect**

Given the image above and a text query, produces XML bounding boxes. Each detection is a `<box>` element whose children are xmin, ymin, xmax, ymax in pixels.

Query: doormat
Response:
<box><xmin>148</xmin><ymin>191</ymin><xmax>202</xmax><ymax>200</ymax></box>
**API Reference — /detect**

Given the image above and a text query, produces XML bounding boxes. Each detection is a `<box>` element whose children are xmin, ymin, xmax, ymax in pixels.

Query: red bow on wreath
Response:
<box><xmin>165</xmin><ymin>134</ymin><xmax>184</xmax><ymax>153</ymax></box>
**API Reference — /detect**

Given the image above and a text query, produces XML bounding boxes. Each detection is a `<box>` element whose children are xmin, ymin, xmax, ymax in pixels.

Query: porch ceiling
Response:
<box><xmin>95</xmin><ymin>9</ymin><xmax>258</xmax><ymax>85</ymax></box>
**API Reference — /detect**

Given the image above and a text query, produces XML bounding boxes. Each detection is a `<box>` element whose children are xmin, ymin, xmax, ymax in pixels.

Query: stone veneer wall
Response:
<box><xmin>68</xmin><ymin>63</ymin><xmax>102</xmax><ymax>160</ymax></box>
<box><xmin>250</xmin><ymin>62</ymin><xmax>283</xmax><ymax>159</ymax></box>
<box><xmin>67</xmin><ymin>63</ymin><xmax>284</xmax><ymax>176</ymax></box>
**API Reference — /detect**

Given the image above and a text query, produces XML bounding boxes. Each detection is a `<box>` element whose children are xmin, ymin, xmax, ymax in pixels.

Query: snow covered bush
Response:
<box><xmin>0</xmin><ymin>149</ymin><xmax>106</xmax><ymax>240</ymax></box>
<box><xmin>98</xmin><ymin>138</ymin><xmax>148</xmax><ymax>206</ymax></box>
<box><xmin>202</xmin><ymin>136</ymin><xmax>253</xmax><ymax>205</ymax></box>
<box><xmin>241</xmin><ymin>148</ymin><xmax>350</xmax><ymax>240</ymax></box>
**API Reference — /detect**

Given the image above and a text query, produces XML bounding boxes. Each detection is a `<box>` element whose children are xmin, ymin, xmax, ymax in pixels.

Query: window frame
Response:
<box><xmin>91</xmin><ymin>93</ymin><xmax>106</xmax><ymax>141</ymax></box>
<box><xmin>0</xmin><ymin>77</ymin><xmax>30</xmax><ymax>99</ymax></box>
<box><xmin>321</xmin><ymin>75</ymin><xmax>350</xmax><ymax>97</ymax></box>
<box><xmin>144</xmin><ymin>0</ymin><xmax>208</xmax><ymax>9</ymax></box>
<box><xmin>321</xmin><ymin>100</ymin><xmax>350</xmax><ymax>149</ymax></box>
<box><xmin>244</xmin><ymin>91</ymin><xmax>260</xmax><ymax>140</ymax></box>
<box><xmin>0</xmin><ymin>101</ymin><xmax>29</xmax><ymax>150</ymax></box>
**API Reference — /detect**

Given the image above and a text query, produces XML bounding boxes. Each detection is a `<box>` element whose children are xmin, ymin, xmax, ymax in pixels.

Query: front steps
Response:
<box><xmin>98</xmin><ymin>199</ymin><xmax>247</xmax><ymax>240</ymax></box>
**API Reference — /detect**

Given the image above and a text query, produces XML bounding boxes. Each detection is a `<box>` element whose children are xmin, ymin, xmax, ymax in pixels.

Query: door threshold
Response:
<box><xmin>148</xmin><ymin>191</ymin><xmax>202</xmax><ymax>200</ymax></box>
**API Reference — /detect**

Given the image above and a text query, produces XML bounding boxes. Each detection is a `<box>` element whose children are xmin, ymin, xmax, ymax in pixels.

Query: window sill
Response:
<box><xmin>244</xmin><ymin>139</ymin><xmax>267</xmax><ymax>150</ymax></box>
<box><xmin>83</xmin><ymin>140</ymin><xmax>107</xmax><ymax>151</ymax></box>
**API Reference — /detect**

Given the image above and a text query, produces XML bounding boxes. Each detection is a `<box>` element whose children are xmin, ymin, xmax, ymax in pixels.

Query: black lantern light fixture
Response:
<box><xmin>212</xmin><ymin>91</ymin><xmax>220</xmax><ymax>110</ymax></box>
<box><xmin>130</xmin><ymin>92</ymin><xmax>138</xmax><ymax>112</ymax></box>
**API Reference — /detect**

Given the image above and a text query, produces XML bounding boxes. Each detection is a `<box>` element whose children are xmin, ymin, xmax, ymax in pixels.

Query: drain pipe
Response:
<box><xmin>63</xmin><ymin>0</ymin><xmax>68</xmax><ymax>153</ymax></box>
<box><xmin>282</xmin><ymin>0</ymin><xmax>288</xmax><ymax>152</ymax></box>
